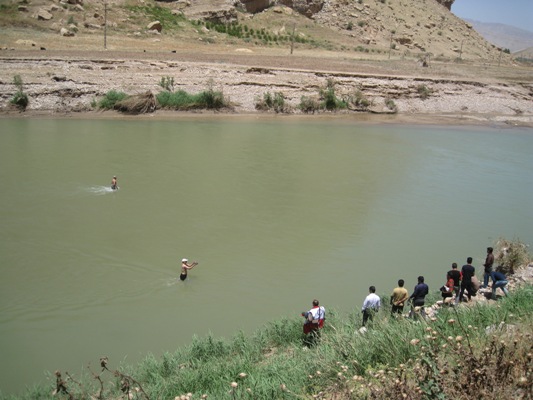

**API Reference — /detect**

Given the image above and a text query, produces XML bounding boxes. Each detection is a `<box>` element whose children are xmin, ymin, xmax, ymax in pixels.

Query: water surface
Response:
<box><xmin>0</xmin><ymin>117</ymin><xmax>532</xmax><ymax>394</ymax></box>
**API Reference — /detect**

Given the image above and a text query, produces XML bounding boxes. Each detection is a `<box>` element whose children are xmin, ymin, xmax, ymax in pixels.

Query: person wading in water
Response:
<box><xmin>180</xmin><ymin>258</ymin><xmax>198</xmax><ymax>281</ymax></box>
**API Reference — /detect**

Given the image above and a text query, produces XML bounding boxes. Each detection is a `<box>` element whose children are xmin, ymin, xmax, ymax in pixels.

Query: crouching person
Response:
<box><xmin>490</xmin><ymin>270</ymin><xmax>509</xmax><ymax>299</ymax></box>
<box><xmin>302</xmin><ymin>299</ymin><xmax>325</xmax><ymax>346</ymax></box>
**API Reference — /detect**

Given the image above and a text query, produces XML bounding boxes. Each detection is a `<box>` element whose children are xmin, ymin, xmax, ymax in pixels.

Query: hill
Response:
<box><xmin>0</xmin><ymin>0</ymin><xmax>514</xmax><ymax>62</ymax></box>
<box><xmin>1</xmin><ymin>0</ymin><xmax>532</xmax><ymax>124</ymax></box>
<box><xmin>464</xmin><ymin>18</ymin><xmax>533</xmax><ymax>53</ymax></box>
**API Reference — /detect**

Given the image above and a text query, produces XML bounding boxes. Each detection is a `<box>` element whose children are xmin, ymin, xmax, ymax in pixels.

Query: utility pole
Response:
<box><xmin>104</xmin><ymin>1</ymin><xmax>107</xmax><ymax>49</ymax></box>
<box><xmin>388</xmin><ymin>31</ymin><xmax>394</xmax><ymax>60</ymax></box>
<box><xmin>290</xmin><ymin>23</ymin><xmax>295</xmax><ymax>55</ymax></box>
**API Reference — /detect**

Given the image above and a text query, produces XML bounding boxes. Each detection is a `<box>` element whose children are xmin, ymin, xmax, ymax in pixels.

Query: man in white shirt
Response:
<box><xmin>361</xmin><ymin>286</ymin><xmax>380</xmax><ymax>327</ymax></box>
<box><xmin>303</xmin><ymin>299</ymin><xmax>326</xmax><ymax>346</ymax></box>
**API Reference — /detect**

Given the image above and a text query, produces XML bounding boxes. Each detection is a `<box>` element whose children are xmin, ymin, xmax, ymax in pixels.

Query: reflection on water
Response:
<box><xmin>0</xmin><ymin>117</ymin><xmax>532</xmax><ymax>395</ymax></box>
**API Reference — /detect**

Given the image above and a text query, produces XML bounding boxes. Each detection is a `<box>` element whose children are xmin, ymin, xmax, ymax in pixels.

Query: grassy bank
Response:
<box><xmin>4</xmin><ymin>285</ymin><xmax>532</xmax><ymax>400</ymax></box>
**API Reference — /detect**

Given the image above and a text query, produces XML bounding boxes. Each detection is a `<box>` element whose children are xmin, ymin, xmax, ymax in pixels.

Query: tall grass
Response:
<box><xmin>5</xmin><ymin>285</ymin><xmax>532</xmax><ymax>399</ymax></box>
<box><xmin>156</xmin><ymin>88</ymin><xmax>227</xmax><ymax>110</ymax></box>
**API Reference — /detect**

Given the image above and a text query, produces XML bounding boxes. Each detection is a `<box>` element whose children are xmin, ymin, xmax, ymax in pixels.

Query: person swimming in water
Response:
<box><xmin>111</xmin><ymin>176</ymin><xmax>118</xmax><ymax>190</ymax></box>
<box><xmin>180</xmin><ymin>258</ymin><xmax>198</xmax><ymax>281</ymax></box>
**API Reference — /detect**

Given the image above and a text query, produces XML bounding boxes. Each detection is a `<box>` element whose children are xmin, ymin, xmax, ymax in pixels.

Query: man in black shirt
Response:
<box><xmin>457</xmin><ymin>257</ymin><xmax>475</xmax><ymax>303</ymax></box>
<box><xmin>447</xmin><ymin>262</ymin><xmax>462</xmax><ymax>299</ymax></box>
<box><xmin>482</xmin><ymin>247</ymin><xmax>494</xmax><ymax>288</ymax></box>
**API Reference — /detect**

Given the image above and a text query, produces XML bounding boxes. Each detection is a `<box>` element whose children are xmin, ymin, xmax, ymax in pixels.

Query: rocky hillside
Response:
<box><xmin>0</xmin><ymin>0</ymin><xmax>511</xmax><ymax>63</ymax></box>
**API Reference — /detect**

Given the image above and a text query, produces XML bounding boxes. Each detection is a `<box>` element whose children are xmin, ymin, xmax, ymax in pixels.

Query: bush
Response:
<box><xmin>320</xmin><ymin>79</ymin><xmax>347</xmax><ymax>111</ymax></box>
<box><xmin>416</xmin><ymin>84</ymin><xmax>432</xmax><ymax>100</ymax></box>
<box><xmin>495</xmin><ymin>237</ymin><xmax>530</xmax><ymax>274</ymax></box>
<box><xmin>350</xmin><ymin>90</ymin><xmax>371</xmax><ymax>109</ymax></box>
<box><xmin>159</xmin><ymin>76</ymin><xmax>174</xmax><ymax>92</ymax></box>
<box><xmin>9</xmin><ymin>75</ymin><xmax>29</xmax><ymax>110</ymax></box>
<box><xmin>156</xmin><ymin>88</ymin><xmax>227</xmax><ymax>110</ymax></box>
<box><xmin>10</xmin><ymin>91</ymin><xmax>29</xmax><ymax>110</ymax></box>
<box><xmin>385</xmin><ymin>97</ymin><xmax>397</xmax><ymax>112</ymax></box>
<box><xmin>255</xmin><ymin>91</ymin><xmax>289</xmax><ymax>113</ymax></box>
<box><xmin>299</xmin><ymin>96</ymin><xmax>320</xmax><ymax>114</ymax></box>
<box><xmin>96</xmin><ymin>90</ymin><xmax>128</xmax><ymax>110</ymax></box>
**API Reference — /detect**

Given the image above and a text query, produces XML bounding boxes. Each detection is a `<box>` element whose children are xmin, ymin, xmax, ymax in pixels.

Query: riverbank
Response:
<box><xmin>1</xmin><ymin>47</ymin><xmax>532</xmax><ymax>127</ymax></box>
<box><xmin>5</xmin><ymin>279</ymin><xmax>533</xmax><ymax>399</ymax></box>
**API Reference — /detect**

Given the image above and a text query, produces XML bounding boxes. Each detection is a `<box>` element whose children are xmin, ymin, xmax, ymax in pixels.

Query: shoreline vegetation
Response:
<box><xmin>2</xmin><ymin>240</ymin><xmax>532</xmax><ymax>400</ymax></box>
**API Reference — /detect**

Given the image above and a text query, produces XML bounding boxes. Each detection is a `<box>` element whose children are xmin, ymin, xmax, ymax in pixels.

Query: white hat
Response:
<box><xmin>182</xmin><ymin>258</ymin><xmax>188</xmax><ymax>262</ymax></box>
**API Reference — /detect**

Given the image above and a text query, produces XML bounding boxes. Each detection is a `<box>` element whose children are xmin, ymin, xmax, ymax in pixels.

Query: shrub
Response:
<box><xmin>495</xmin><ymin>237</ymin><xmax>530</xmax><ymax>274</ymax></box>
<box><xmin>156</xmin><ymin>87</ymin><xmax>227</xmax><ymax>110</ymax></box>
<box><xmin>9</xmin><ymin>75</ymin><xmax>29</xmax><ymax>110</ymax></box>
<box><xmin>159</xmin><ymin>76</ymin><xmax>174</xmax><ymax>92</ymax></box>
<box><xmin>385</xmin><ymin>97</ymin><xmax>397</xmax><ymax>112</ymax></box>
<box><xmin>255</xmin><ymin>91</ymin><xmax>289</xmax><ymax>113</ymax></box>
<box><xmin>350</xmin><ymin>90</ymin><xmax>371</xmax><ymax>109</ymax></box>
<box><xmin>416</xmin><ymin>84</ymin><xmax>432</xmax><ymax>100</ymax></box>
<box><xmin>319</xmin><ymin>79</ymin><xmax>347</xmax><ymax>111</ymax></box>
<box><xmin>96</xmin><ymin>90</ymin><xmax>128</xmax><ymax>110</ymax></box>
<box><xmin>299</xmin><ymin>95</ymin><xmax>320</xmax><ymax>114</ymax></box>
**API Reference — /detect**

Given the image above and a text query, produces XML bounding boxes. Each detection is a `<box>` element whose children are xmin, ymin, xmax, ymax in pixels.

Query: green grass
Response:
<box><xmin>5</xmin><ymin>284</ymin><xmax>532</xmax><ymax>399</ymax></box>
<box><xmin>94</xmin><ymin>90</ymin><xmax>128</xmax><ymax>110</ymax></box>
<box><xmin>156</xmin><ymin>88</ymin><xmax>227</xmax><ymax>110</ymax></box>
<box><xmin>127</xmin><ymin>5</ymin><xmax>186</xmax><ymax>32</ymax></box>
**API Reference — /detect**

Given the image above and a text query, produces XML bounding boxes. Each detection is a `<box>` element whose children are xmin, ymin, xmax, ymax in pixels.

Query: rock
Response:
<box><xmin>436</xmin><ymin>0</ymin><xmax>455</xmax><ymax>11</ymax></box>
<box><xmin>18</xmin><ymin>5</ymin><xmax>28</xmax><ymax>12</ymax></box>
<box><xmin>37</xmin><ymin>9</ymin><xmax>53</xmax><ymax>21</ymax></box>
<box><xmin>277</xmin><ymin>0</ymin><xmax>325</xmax><ymax>18</ymax></box>
<box><xmin>147</xmin><ymin>21</ymin><xmax>162</xmax><ymax>32</ymax></box>
<box><xmin>16</xmin><ymin>39</ymin><xmax>37</xmax><ymax>47</ymax></box>
<box><xmin>240</xmin><ymin>0</ymin><xmax>270</xmax><ymax>13</ymax></box>
<box><xmin>60</xmin><ymin>27</ymin><xmax>75</xmax><ymax>37</ymax></box>
<box><xmin>84</xmin><ymin>23</ymin><xmax>101</xmax><ymax>30</ymax></box>
<box><xmin>73</xmin><ymin>4</ymin><xmax>84</xmax><ymax>12</ymax></box>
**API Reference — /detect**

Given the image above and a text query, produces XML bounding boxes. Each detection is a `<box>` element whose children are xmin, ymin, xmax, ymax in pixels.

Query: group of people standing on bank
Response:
<box><xmin>303</xmin><ymin>247</ymin><xmax>511</xmax><ymax>337</ymax></box>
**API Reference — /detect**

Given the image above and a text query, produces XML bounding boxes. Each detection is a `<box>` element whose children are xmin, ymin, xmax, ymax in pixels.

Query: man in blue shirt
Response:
<box><xmin>490</xmin><ymin>270</ymin><xmax>509</xmax><ymax>299</ymax></box>
<box><xmin>409</xmin><ymin>276</ymin><xmax>429</xmax><ymax>317</ymax></box>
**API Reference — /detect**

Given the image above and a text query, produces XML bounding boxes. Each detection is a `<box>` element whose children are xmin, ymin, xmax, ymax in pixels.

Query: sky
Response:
<box><xmin>452</xmin><ymin>0</ymin><xmax>533</xmax><ymax>32</ymax></box>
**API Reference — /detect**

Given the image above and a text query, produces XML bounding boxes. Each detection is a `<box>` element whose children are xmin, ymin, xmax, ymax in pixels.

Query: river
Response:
<box><xmin>0</xmin><ymin>116</ymin><xmax>532</xmax><ymax>395</ymax></box>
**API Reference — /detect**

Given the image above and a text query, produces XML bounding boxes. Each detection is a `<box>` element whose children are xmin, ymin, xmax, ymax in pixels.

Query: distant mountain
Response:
<box><xmin>464</xmin><ymin>19</ymin><xmax>533</xmax><ymax>52</ymax></box>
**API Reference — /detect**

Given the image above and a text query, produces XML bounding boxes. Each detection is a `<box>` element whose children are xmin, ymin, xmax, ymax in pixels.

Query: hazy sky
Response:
<box><xmin>452</xmin><ymin>0</ymin><xmax>533</xmax><ymax>32</ymax></box>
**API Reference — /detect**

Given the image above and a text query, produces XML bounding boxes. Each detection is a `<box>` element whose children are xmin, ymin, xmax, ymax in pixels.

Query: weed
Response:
<box><xmin>255</xmin><ymin>91</ymin><xmax>289</xmax><ymax>113</ymax></box>
<box><xmin>96</xmin><ymin>90</ymin><xmax>128</xmax><ymax>110</ymax></box>
<box><xmin>495</xmin><ymin>237</ymin><xmax>530</xmax><ymax>274</ymax></box>
<box><xmin>9</xmin><ymin>75</ymin><xmax>29</xmax><ymax>110</ymax></box>
<box><xmin>299</xmin><ymin>96</ymin><xmax>320</xmax><ymax>114</ymax></box>
<box><xmin>385</xmin><ymin>97</ymin><xmax>397</xmax><ymax>112</ymax></box>
<box><xmin>417</xmin><ymin>84</ymin><xmax>433</xmax><ymax>99</ymax></box>
<box><xmin>159</xmin><ymin>76</ymin><xmax>174</xmax><ymax>92</ymax></box>
<box><xmin>156</xmin><ymin>85</ymin><xmax>227</xmax><ymax>110</ymax></box>
<box><xmin>320</xmin><ymin>79</ymin><xmax>347</xmax><ymax>111</ymax></box>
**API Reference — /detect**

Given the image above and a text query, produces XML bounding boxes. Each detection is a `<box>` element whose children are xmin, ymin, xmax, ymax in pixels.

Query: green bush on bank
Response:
<box><xmin>156</xmin><ymin>88</ymin><xmax>227</xmax><ymax>110</ymax></box>
<box><xmin>94</xmin><ymin>90</ymin><xmax>128</xmax><ymax>110</ymax></box>
<box><xmin>9</xmin><ymin>75</ymin><xmax>29</xmax><ymax>111</ymax></box>
<box><xmin>6</xmin><ymin>284</ymin><xmax>533</xmax><ymax>399</ymax></box>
